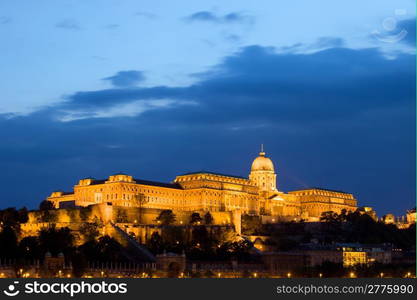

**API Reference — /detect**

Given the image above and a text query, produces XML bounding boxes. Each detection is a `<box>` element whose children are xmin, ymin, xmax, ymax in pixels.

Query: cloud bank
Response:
<box><xmin>0</xmin><ymin>39</ymin><xmax>414</xmax><ymax>216</ymax></box>
<box><xmin>185</xmin><ymin>11</ymin><xmax>254</xmax><ymax>25</ymax></box>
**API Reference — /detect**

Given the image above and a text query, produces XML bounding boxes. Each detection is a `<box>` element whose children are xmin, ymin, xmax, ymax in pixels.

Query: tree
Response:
<box><xmin>146</xmin><ymin>232</ymin><xmax>164</xmax><ymax>254</ymax></box>
<box><xmin>189</xmin><ymin>212</ymin><xmax>203</xmax><ymax>225</ymax></box>
<box><xmin>0</xmin><ymin>207</ymin><xmax>20</xmax><ymax>227</ymax></box>
<box><xmin>192</xmin><ymin>225</ymin><xmax>210</xmax><ymax>248</ymax></box>
<box><xmin>67</xmin><ymin>209</ymin><xmax>80</xmax><ymax>223</ymax></box>
<box><xmin>79</xmin><ymin>208</ymin><xmax>91</xmax><ymax>222</ymax></box>
<box><xmin>162</xmin><ymin>226</ymin><xmax>184</xmax><ymax>250</ymax></box>
<box><xmin>17</xmin><ymin>207</ymin><xmax>29</xmax><ymax>223</ymax></box>
<box><xmin>18</xmin><ymin>236</ymin><xmax>41</xmax><ymax>260</ymax></box>
<box><xmin>79</xmin><ymin>222</ymin><xmax>100</xmax><ymax>242</ymax></box>
<box><xmin>337</xmin><ymin>209</ymin><xmax>348</xmax><ymax>222</ymax></box>
<box><xmin>0</xmin><ymin>207</ymin><xmax>29</xmax><ymax>238</ymax></box>
<box><xmin>94</xmin><ymin>236</ymin><xmax>125</xmax><ymax>261</ymax></box>
<box><xmin>71</xmin><ymin>251</ymin><xmax>88</xmax><ymax>278</ymax></box>
<box><xmin>39</xmin><ymin>210</ymin><xmax>58</xmax><ymax>223</ymax></box>
<box><xmin>0</xmin><ymin>226</ymin><xmax>18</xmax><ymax>257</ymax></box>
<box><xmin>215</xmin><ymin>228</ymin><xmax>239</xmax><ymax>244</ymax></box>
<box><xmin>229</xmin><ymin>239</ymin><xmax>253</xmax><ymax>260</ymax></box>
<box><xmin>156</xmin><ymin>210</ymin><xmax>176</xmax><ymax>225</ymax></box>
<box><xmin>204</xmin><ymin>212</ymin><xmax>214</xmax><ymax>225</ymax></box>
<box><xmin>39</xmin><ymin>226</ymin><xmax>74</xmax><ymax>256</ymax></box>
<box><xmin>78</xmin><ymin>235</ymin><xmax>125</xmax><ymax>262</ymax></box>
<box><xmin>320</xmin><ymin>211</ymin><xmax>339</xmax><ymax>223</ymax></box>
<box><xmin>39</xmin><ymin>200</ymin><xmax>55</xmax><ymax>211</ymax></box>
<box><xmin>241</xmin><ymin>215</ymin><xmax>262</xmax><ymax>235</ymax></box>
<box><xmin>320</xmin><ymin>211</ymin><xmax>341</xmax><ymax>242</ymax></box>
<box><xmin>134</xmin><ymin>193</ymin><xmax>149</xmax><ymax>223</ymax></box>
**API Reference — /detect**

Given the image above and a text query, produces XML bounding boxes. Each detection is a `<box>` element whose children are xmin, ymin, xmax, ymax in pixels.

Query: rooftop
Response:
<box><xmin>178</xmin><ymin>171</ymin><xmax>248</xmax><ymax>180</ymax></box>
<box><xmin>134</xmin><ymin>178</ymin><xmax>182</xmax><ymax>189</ymax></box>
<box><xmin>79</xmin><ymin>177</ymin><xmax>183</xmax><ymax>189</ymax></box>
<box><xmin>291</xmin><ymin>187</ymin><xmax>350</xmax><ymax>194</ymax></box>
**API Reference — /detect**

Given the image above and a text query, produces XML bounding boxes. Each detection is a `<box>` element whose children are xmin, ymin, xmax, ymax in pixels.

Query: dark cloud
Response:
<box><xmin>311</xmin><ymin>37</ymin><xmax>344</xmax><ymax>49</ymax></box>
<box><xmin>185</xmin><ymin>11</ymin><xmax>254</xmax><ymax>25</ymax></box>
<box><xmin>186</xmin><ymin>11</ymin><xmax>217</xmax><ymax>22</ymax></box>
<box><xmin>55</xmin><ymin>19</ymin><xmax>81</xmax><ymax>30</ymax></box>
<box><xmin>0</xmin><ymin>42</ymin><xmax>414</xmax><ymax>216</ymax></box>
<box><xmin>134</xmin><ymin>11</ymin><xmax>157</xmax><ymax>19</ymax></box>
<box><xmin>62</xmin><ymin>44</ymin><xmax>414</xmax><ymax>124</ymax></box>
<box><xmin>370</xmin><ymin>17</ymin><xmax>415</xmax><ymax>46</ymax></box>
<box><xmin>398</xmin><ymin>18</ymin><xmax>416</xmax><ymax>46</ymax></box>
<box><xmin>104</xmin><ymin>24</ymin><xmax>120</xmax><ymax>30</ymax></box>
<box><xmin>277</xmin><ymin>38</ymin><xmax>343</xmax><ymax>54</ymax></box>
<box><xmin>0</xmin><ymin>16</ymin><xmax>11</xmax><ymax>24</ymax></box>
<box><xmin>102</xmin><ymin>70</ymin><xmax>145</xmax><ymax>88</ymax></box>
<box><xmin>225</xmin><ymin>34</ymin><xmax>241</xmax><ymax>43</ymax></box>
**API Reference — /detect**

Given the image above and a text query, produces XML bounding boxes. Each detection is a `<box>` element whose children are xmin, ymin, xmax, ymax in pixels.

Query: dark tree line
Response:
<box><xmin>259</xmin><ymin>209</ymin><xmax>416</xmax><ymax>252</ymax></box>
<box><xmin>319</xmin><ymin>210</ymin><xmax>415</xmax><ymax>250</ymax></box>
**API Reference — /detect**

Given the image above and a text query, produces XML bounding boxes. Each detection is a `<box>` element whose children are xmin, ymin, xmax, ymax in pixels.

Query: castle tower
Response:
<box><xmin>249</xmin><ymin>145</ymin><xmax>277</xmax><ymax>192</ymax></box>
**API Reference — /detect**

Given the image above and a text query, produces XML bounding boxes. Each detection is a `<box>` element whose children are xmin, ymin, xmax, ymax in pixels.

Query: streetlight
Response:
<box><xmin>380</xmin><ymin>272</ymin><xmax>384</xmax><ymax>278</ymax></box>
<box><xmin>253</xmin><ymin>273</ymin><xmax>257</xmax><ymax>278</ymax></box>
<box><xmin>217</xmin><ymin>273</ymin><xmax>221</xmax><ymax>278</ymax></box>
<box><xmin>350</xmin><ymin>272</ymin><xmax>355</xmax><ymax>278</ymax></box>
<box><xmin>287</xmin><ymin>272</ymin><xmax>291</xmax><ymax>278</ymax></box>
<box><xmin>319</xmin><ymin>273</ymin><xmax>323</xmax><ymax>278</ymax></box>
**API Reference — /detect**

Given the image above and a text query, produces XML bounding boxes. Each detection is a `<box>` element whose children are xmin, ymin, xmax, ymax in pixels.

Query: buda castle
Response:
<box><xmin>47</xmin><ymin>148</ymin><xmax>357</xmax><ymax>222</ymax></box>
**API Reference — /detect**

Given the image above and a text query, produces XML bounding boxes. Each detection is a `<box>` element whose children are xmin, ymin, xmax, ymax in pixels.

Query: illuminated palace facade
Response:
<box><xmin>47</xmin><ymin>150</ymin><xmax>357</xmax><ymax>221</ymax></box>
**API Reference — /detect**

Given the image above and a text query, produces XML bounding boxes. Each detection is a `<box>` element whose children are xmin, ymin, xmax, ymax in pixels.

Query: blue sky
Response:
<box><xmin>0</xmin><ymin>0</ymin><xmax>415</xmax><ymax>215</ymax></box>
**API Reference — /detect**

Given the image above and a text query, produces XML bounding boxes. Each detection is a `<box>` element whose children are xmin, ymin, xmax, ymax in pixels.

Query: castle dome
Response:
<box><xmin>251</xmin><ymin>150</ymin><xmax>274</xmax><ymax>172</ymax></box>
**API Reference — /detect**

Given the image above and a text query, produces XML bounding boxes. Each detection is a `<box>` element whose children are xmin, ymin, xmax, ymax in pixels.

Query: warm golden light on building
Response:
<box><xmin>343</xmin><ymin>251</ymin><xmax>367</xmax><ymax>267</ymax></box>
<box><xmin>45</xmin><ymin>148</ymin><xmax>357</xmax><ymax>223</ymax></box>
